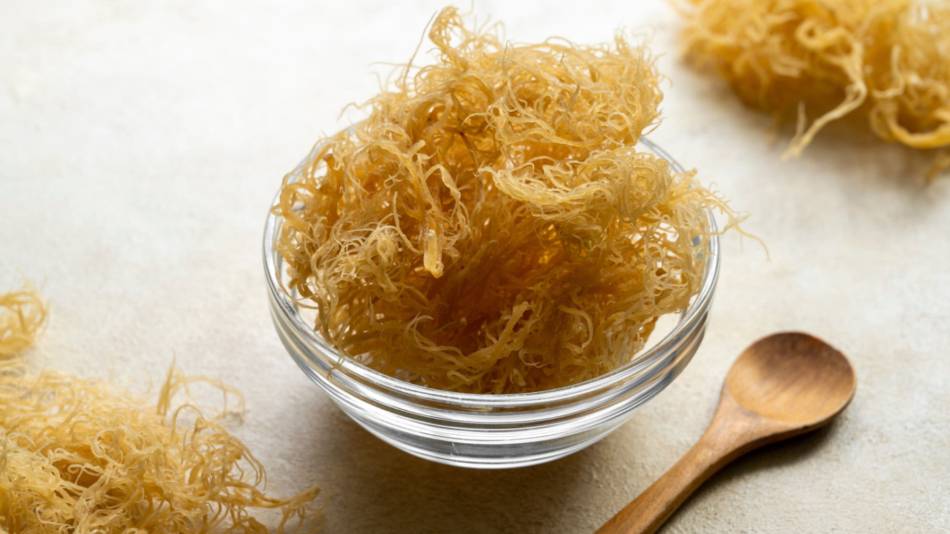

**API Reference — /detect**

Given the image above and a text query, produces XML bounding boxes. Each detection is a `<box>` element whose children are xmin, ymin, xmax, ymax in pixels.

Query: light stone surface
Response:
<box><xmin>2</xmin><ymin>1</ymin><xmax>949</xmax><ymax>532</ymax></box>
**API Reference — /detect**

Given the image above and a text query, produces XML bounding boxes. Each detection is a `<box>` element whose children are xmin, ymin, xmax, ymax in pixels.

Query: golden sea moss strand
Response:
<box><xmin>0</xmin><ymin>366</ymin><xmax>318</xmax><ymax>533</ymax></box>
<box><xmin>0</xmin><ymin>286</ymin><xmax>46</xmax><ymax>358</ymax></box>
<box><xmin>681</xmin><ymin>0</ymin><xmax>950</xmax><ymax>171</ymax></box>
<box><xmin>0</xmin><ymin>287</ymin><xmax>319</xmax><ymax>533</ymax></box>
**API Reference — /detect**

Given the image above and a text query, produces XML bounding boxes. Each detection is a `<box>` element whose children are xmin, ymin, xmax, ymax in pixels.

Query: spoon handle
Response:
<box><xmin>597</xmin><ymin>394</ymin><xmax>772</xmax><ymax>534</ymax></box>
<box><xmin>596</xmin><ymin>430</ymin><xmax>732</xmax><ymax>534</ymax></box>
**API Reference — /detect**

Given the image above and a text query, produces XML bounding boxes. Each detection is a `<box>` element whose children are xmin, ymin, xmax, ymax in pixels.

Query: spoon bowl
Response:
<box><xmin>727</xmin><ymin>333</ymin><xmax>856</xmax><ymax>427</ymax></box>
<box><xmin>599</xmin><ymin>332</ymin><xmax>856</xmax><ymax>534</ymax></box>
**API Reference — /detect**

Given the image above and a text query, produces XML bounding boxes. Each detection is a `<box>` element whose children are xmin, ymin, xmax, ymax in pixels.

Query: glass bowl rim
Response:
<box><xmin>263</xmin><ymin>136</ymin><xmax>720</xmax><ymax>408</ymax></box>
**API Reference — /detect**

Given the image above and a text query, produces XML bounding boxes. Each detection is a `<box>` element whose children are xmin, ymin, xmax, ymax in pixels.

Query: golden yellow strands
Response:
<box><xmin>0</xmin><ymin>288</ymin><xmax>318</xmax><ymax>533</ymax></box>
<box><xmin>275</xmin><ymin>7</ymin><xmax>729</xmax><ymax>393</ymax></box>
<box><xmin>680</xmin><ymin>0</ymin><xmax>950</xmax><ymax>175</ymax></box>
<box><xmin>0</xmin><ymin>286</ymin><xmax>46</xmax><ymax>358</ymax></box>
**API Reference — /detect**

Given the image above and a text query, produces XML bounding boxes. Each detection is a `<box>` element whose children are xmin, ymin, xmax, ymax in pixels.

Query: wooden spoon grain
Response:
<box><xmin>598</xmin><ymin>332</ymin><xmax>856</xmax><ymax>534</ymax></box>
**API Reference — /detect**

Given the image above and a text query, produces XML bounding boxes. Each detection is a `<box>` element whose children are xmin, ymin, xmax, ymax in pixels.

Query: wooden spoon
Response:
<box><xmin>598</xmin><ymin>332</ymin><xmax>856</xmax><ymax>534</ymax></box>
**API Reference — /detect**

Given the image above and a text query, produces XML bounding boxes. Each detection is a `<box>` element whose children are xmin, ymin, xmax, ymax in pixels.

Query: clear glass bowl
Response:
<box><xmin>263</xmin><ymin>138</ymin><xmax>720</xmax><ymax>469</ymax></box>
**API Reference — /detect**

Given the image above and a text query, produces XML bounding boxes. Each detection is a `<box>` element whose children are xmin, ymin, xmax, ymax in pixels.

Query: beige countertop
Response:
<box><xmin>2</xmin><ymin>1</ymin><xmax>949</xmax><ymax>532</ymax></box>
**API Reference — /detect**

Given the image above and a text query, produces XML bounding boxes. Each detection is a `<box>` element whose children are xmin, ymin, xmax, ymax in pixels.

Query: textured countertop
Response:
<box><xmin>2</xmin><ymin>1</ymin><xmax>949</xmax><ymax>532</ymax></box>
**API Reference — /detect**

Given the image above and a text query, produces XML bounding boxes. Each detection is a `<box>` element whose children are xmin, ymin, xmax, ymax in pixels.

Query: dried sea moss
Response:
<box><xmin>274</xmin><ymin>7</ymin><xmax>730</xmax><ymax>394</ymax></box>
<box><xmin>680</xmin><ymin>0</ymin><xmax>950</xmax><ymax>175</ymax></box>
<box><xmin>0</xmin><ymin>285</ymin><xmax>46</xmax><ymax>358</ymax></box>
<box><xmin>0</xmin><ymin>287</ymin><xmax>319</xmax><ymax>533</ymax></box>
